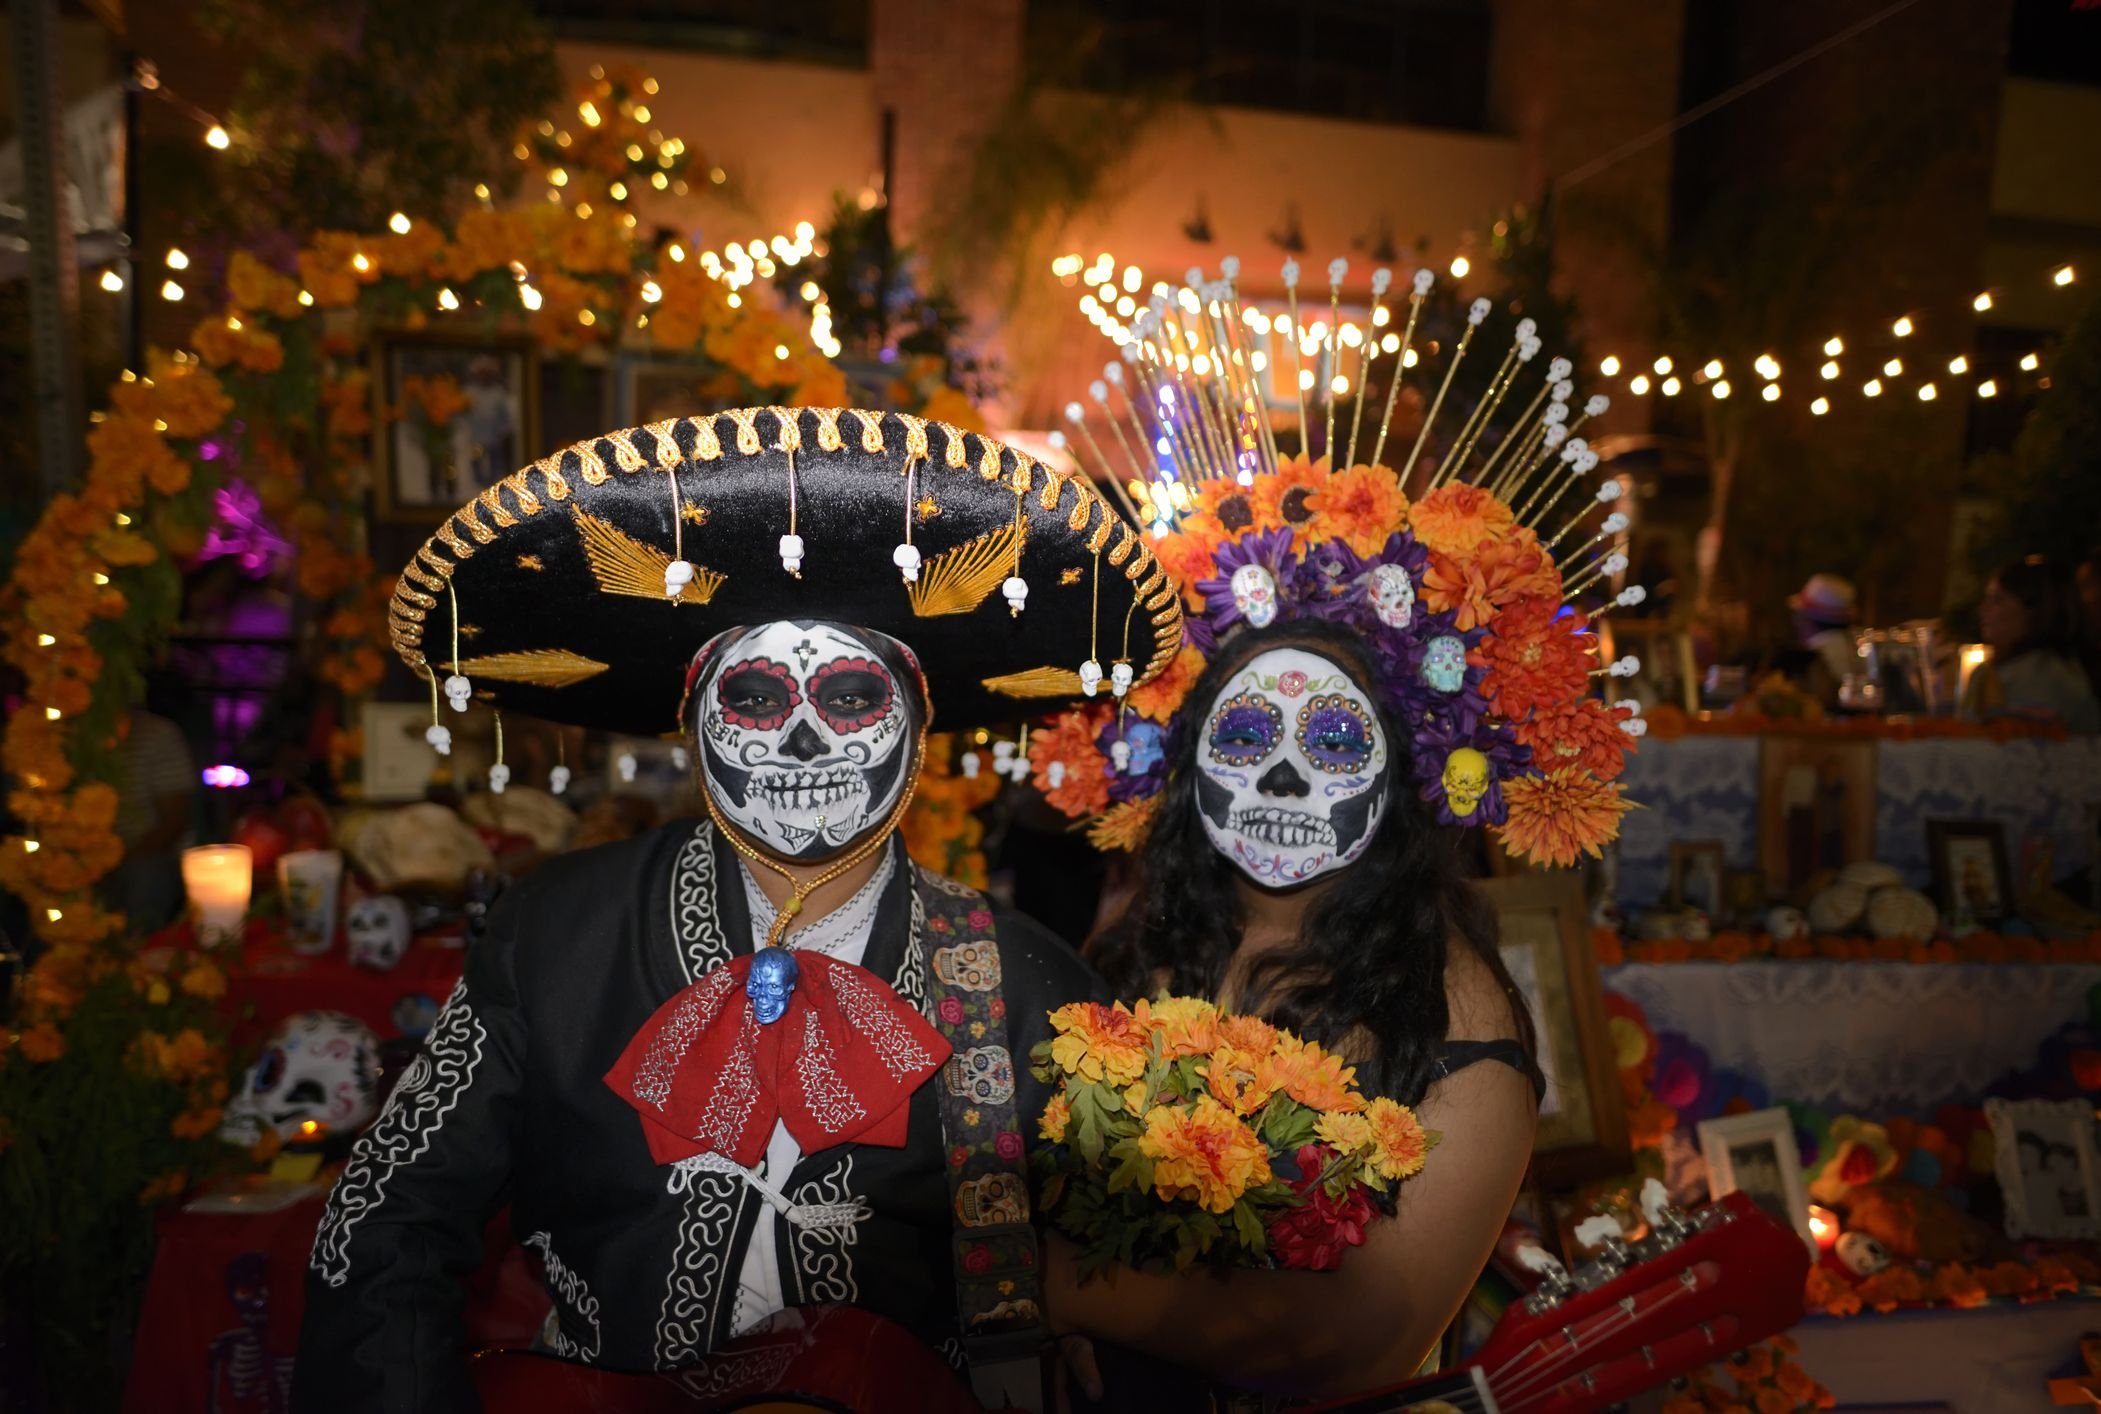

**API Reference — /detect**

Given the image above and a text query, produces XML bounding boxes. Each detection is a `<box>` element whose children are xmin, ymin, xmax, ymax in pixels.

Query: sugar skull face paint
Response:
<box><xmin>1194</xmin><ymin>647</ymin><xmax>1390</xmax><ymax>887</ymax></box>
<box><xmin>694</xmin><ymin>620</ymin><xmax>920</xmax><ymax>862</ymax></box>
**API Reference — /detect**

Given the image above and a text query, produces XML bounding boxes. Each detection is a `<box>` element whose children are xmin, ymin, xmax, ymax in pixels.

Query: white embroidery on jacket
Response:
<box><xmin>524</xmin><ymin>1230</ymin><xmax>602</xmax><ymax>1363</ymax></box>
<box><xmin>669</xmin><ymin>823</ymin><xmax>732</xmax><ymax>984</ymax></box>
<box><xmin>786</xmin><ymin>1153</ymin><xmax>865</xmax><ymax>1305</ymax></box>
<box><xmin>654</xmin><ymin>1168</ymin><xmax>744</xmax><ymax>1367</ymax></box>
<box><xmin>309</xmin><ymin>979</ymin><xmax>487</xmax><ymax>1287</ymax></box>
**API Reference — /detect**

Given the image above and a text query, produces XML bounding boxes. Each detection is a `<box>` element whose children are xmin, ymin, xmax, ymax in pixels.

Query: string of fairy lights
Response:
<box><xmin>1053</xmin><ymin>249</ymin><xmax>2082</xmax><ymax>420</ymax></box>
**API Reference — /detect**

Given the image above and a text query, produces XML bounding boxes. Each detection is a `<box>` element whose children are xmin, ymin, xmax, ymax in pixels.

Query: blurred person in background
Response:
<box><xmin>1966</xmin><ymin>555</ymin><xmax>2100</xmax><ymax>732</ymax></box>
<box><xmin>1787</xmin><ymin>573</ymin><xmax>1860</xmax><ymax>707</ymax></box>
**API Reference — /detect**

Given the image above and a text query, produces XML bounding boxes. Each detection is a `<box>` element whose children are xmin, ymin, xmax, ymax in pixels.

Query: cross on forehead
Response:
<box><xmin>792</xmin><ymin>637</ymin><xmax>818</xmax><ymax>672</ymax></box>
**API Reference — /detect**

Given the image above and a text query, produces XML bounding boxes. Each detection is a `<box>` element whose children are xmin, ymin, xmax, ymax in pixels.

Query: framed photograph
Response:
<box><xmin>1476</xmin><ymin>873</ymin><xmax>1628</xmax><ymax>1188</ymax></box>
<box><xmin>1697</xmin><ymin>1107</ymin><xmax>1814</xmax><ymax>1252</ymax></box>
<box><xmin>374</xmin><ymin>334</ymin><xmax>536</xmax><ymax>520</ymax></box>
<box><xmin>1668</xmin><ymin>840</ymin><xmax>1727</xmax><ymax>916</ymax></box>
<box><xmin>1756</xmin><ymin>737</ymin><xmax>1878</xmax><ymax>894</ymax></box>
<box><xmin>617</xmin><ymin>355</ymin><xmax>726</xmax><ymax>428</ymax></box>
<box><xmin>1597</xmin><ymin>617</ymin><xmax>1697</xmax><ymax>714</ymax></box>
<box><xmin>1926</xmin><ymin>819</ymin><xmax>2013</xmax><ymax>923</ymax></box>
<box><xmin>358</xmin><ymin>700</ymin><xmax>441</xmax><ymax>802</ymax></box>
<box><xmin>1985</xmin><ymin>1097</ymin><xmax>2101</xmax><ymax>1240</ymax></box>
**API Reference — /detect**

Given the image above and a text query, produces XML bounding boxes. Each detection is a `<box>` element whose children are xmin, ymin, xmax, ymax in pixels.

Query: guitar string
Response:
<box><xmin>1485</xmin><ymin>1282</ymin><xmax>1701</xmax><ymax>1411</ymax></box>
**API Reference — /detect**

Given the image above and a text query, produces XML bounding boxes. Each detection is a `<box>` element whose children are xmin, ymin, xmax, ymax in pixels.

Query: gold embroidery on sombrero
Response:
<box><xmin>605</xmin><ymin>431</ymin><xmax>647</xmax><ymax>473</ymax></box>
<box><xmin>516</xmin><ymin>554</ymin><xmax>544</xmax><ymax>571</ymax></box>
<box><xmin>454</xmin><ymin>649</ymin><xmax>611</xmax><ymax>689</ymax></box>
<box><xmin>575</xmin><ymin>442</ymin><xmax>610</xmax><ymax>486</ymax></box>
<box><xmin>769</xmin><ymin>406</ymin><xmax>801</xmax><ymax>452</ymax></box>
<box><xmin>436</xmin><ymin>521</ymin><xmax>475</xmax><ymax>559</ymax></box>
<box><xmin>643</xmin><ymin>418</ymin><xmax>684</xmax><ymax>468</ymax></box>
<box><xmin>1060</xmin><ymin>568</ymin><xmax>1085</xmax><ymax>586</ymax></box>
<box><xmin>457</xmin><ymin>500</ymin><xmax>496</xmax><ymax>545</ymax></box>
<box><xmin>809</xmin><ymin>407</ymin><xmax>844</xmax><ymax>452</ymax></box>
<box><xmin>982</xmin><ymin>666</ymin><xmax>1087</xmax><ymax>699</ymax></box>
<box><xmin>499</xmin><ymin>470</ymin><xmax>544</xmax><ymax>516</ymax></box>
<box><xmin>907</xmin><ymin>518</ymin><xmax>1027</xmax><ymax>618</ymax></box>
<box><xmin>532</xmin><ymin>454</ymin><xmax>571</xmax><ymax>501</ymax></box>
<box><xmin>1085</xmin><ymin>511</ymin><xmax>1115</xmax><ymax>555</ymax></box>
<box><xmin>896</xmin><ymin>413</ymin><xmax>930</xmax><ymax>461</ymax></box>
<box><xmin>723</xmin><ymin>408</ymin><xmax>763</xmax><ymax>455</ymax></box>
<box><xmin>1107</xmin><ymin>524</ymin><xmax>1136</xmax><ymax>567</ymax></box>
<box><xmin>397</xmin><ymin>584</ymin><xmax>437</xmax><ymax>610</ymax></box>
<box><xmin>978</xmin><ymin>437</ymin><xmax>1001</xmax><ymax>482</ymax></box>
<box><xmin>847</xmin><ymin>408</ymin><xmax>884</xmax><ymax>452</ymax></box>
<box><xmin>476</xmin><ymin>487</ymin><xmax>519</xmax><ymax>529</ymax></box>
<box><xmin>573</xmin><ymin>506</ymin><xmax>724</xmax><ymax>605</ymax></box>
<box><xmin>940</xmin><ymin>422</ymin><xmax>969</xmax><ymax>468</ymax></box>
<box><xmin>685</xmin><ymin>414</ymin><xmax>722</xmax><ymax>461</ymax></box>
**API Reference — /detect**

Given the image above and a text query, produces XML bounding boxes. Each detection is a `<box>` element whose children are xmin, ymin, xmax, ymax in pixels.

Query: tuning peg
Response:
<box><xmin>1574</xmin><ymin>1214</ymin><xmax>1633</xmax><ymax>1272</ymax></box>
<box><xmin>1516</xmin><ymin>1243</ymin><xmax>1576</xmax><ymax>1313</ymax></box>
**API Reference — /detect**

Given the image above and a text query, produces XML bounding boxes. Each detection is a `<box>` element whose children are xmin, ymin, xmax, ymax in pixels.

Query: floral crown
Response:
<box><xmin>1026</xmin><ymin>257</ymin><xmax>1647</xmax><ymax>867</ymax></box>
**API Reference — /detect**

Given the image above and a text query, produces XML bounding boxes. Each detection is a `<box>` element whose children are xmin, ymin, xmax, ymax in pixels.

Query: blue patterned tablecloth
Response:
<box><xmin>1616</xmin><ymin>735</ymin><xmax>2101</xmax><ymax>905</ymax></box>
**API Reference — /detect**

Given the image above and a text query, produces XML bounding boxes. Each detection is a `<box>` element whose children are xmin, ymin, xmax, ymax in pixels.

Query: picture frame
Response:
<box><xmin>1667</xmin><ymin>839</ymin><xmax>1728</xmax><ymax>916</ymax></box>
<box><xmin>1756</xmin><ymin>737</ymin><xmax>1878</xmax><ymax>894</ymax></box>
<box><xmin>373</xmin><ymin>333</ymin><xmax>536</xmax><ymax>521</ymax></box>
<box><xmin>1926</xmin><ymin>818</ymin><xmax>2013</xmax><ymax>924</ymax></box>
<box><xmin>1597</xmin><ymin>616</ymin><xmax>1698</xmax><ymax>714</ymax></box>
<box><xmin>358</xmin><ymin>700</ymin><xmax>441</xmax><ymax>802</ymax></box>
<box><xmin>1697</xmin><ymin>1106</ymin><xmax>1815</xmax><ymax>1252</ymax></box>
<box><xmin>1475</xmin><ymin>873</ymin><xmax>1628</xmax><ymax>1188</ymax></box>
<box><xmin>1984</xmin><ymin>1097</ymin><xmax>2101</xmax><ymax>1240</ymax></box>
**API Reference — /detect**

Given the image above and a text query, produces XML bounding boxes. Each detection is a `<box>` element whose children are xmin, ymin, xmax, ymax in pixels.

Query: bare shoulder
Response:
<box><xmin>1442</xmin><ymin>941</ymin><xmax>1522</xmax><ymax>1045</ymax></box>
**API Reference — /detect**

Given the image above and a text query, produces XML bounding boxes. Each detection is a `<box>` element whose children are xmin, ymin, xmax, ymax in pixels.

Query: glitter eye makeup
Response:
<box><xmin>1296</xmin><ymin>695</ymin><xmax>1374</xmax><ymax>773</ymax></box>
<box><xmin>1208</xmin><ymin>692</ymin><xmax>1284</xmax><ymax>767</ymax></box>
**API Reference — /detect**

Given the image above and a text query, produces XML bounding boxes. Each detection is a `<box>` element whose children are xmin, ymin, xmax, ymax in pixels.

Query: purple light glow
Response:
<box><xmin>196</xmin><ymin>479</ymin><xmax>292</xmax><ymax>574</ymax></box>
<box><xmin>201</xmin><ymin>764</ymin><xmax>251</xmax><ymax>788</ymax></box>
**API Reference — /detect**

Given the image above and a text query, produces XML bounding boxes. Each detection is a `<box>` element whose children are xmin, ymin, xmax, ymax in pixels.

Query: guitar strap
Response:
<box><xmin>916</xmin><ymin>872</ymin><xmax>1048</xmax><ymax>1414</ymax></box>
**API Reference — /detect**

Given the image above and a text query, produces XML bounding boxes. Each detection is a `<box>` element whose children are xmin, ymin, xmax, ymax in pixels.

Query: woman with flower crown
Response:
<box><xmin>1030</xmin><ymin>258</ymin><xmax>1642</xmax><ymax>1401</ymax></box>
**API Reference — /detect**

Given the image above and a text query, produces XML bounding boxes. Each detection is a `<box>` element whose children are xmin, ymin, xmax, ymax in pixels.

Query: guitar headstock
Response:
<box><xmin>1469</xmin><ymin>1189</ymin><xmax>1810</xmax><ymax>1414</ymax></box>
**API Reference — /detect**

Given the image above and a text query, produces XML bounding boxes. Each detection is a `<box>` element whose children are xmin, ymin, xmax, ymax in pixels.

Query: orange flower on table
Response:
<box><xmin>1087</xmin><ymin>796</ymin><xmax>1159</xmax><ymax>852</ymax></box>
<box><xmin>1140</xmin><ymin>996</ymin><xmax>1219</xmax><ymax>1059</ymax></box>
<box><xmin>1804</xmin><ymin>1264</ymin><xmax>1863</xmax><ymax>1317</ymax></box>
<box><xmin>1408</xmin><ymin>482</ymin><xmax>1515</xmax><ymax>557</ymax></box>
<box><xmin>1363</xmin><ymin>1096</ymin><xmax>1429</xmax><ymax>1179</ymax></box>
<box><xmin>1039</xmin><ymin>1094</ymin><xmax>1072</xmax><ymax>1143</ymax></box>
<box><xmin>1252</xmin><ymin>456</ymin><xmax>1331</xmax><ymax>548</ymax></box>
<box><xmin>1473</xmin><ymin>594</ymin><xmax>1595</xmax><ymax>719</ymax></box>
<box><xmin>18</xmin><ymin>1020</ymin><xmax>66</xmax><ymax>1062</ymax></box>
<box><xmin>1203</xmin><ymin>1045</ymin><xmax>1282</xmax><ymax>1117</ymax></box>
<box><xmin>1139</xmin><ymin>1095</ymin><xmax>1273</xmax><ymax>1214</ymax></box>
<box><xmin>1306</xmin><ymin>462</ymin><xmax>1408</xmax><ymax>557</ymax></box>
<box><xmin>179</xmin><ymin>960</ymin><xmax>227</xmax><ymax>1002</ymax></box>
<box><xmin>1496</xmin><ymin>768</ymin><xmax>1633</xmax><ymax>866</ymax></box>
<box><xmin>1029</xmin><ymin>706</ymin><xmax>1112</xmax><ymax>816</ymax></box>
<box><xmin>1259</xmin><ymin>1033</ymin><xmax>1366</xmax><ymax>1113</ymax></box>
<box><xmin>1128</xmin><ymin>643</ymin><xmax>1206</xmax><ymax>724</ymax></box>
<box><xmin>1422</xmin><ymin>534</ymin><xmax>1558</xmax><ymax>633</ymax></box>
<box><xmin>170</xmin><ymin>1106</ymin><xmax>223</xmax><ymax>1141</ymax></box>
<box><xmin>1514</xmin><ymin>697</ymin><xmax>1637</xmax><ymax>781</ymax></box>
<box><xmin>1047</xmin><ymin>1001</ymin><xmax>1151</xmax><ymax>1087</ymax></box>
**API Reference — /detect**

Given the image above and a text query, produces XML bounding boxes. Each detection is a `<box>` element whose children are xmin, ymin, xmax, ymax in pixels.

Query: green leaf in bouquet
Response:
<box><xmin>1104</xmin><ymin>1136</ymin><xmax>1154</xmax><ymax>1196</ymax></box>
<box><xmin>1230</xmin><ymin>1198</ymin><xmax>1268</xmax><ymax>1254</ymax></box>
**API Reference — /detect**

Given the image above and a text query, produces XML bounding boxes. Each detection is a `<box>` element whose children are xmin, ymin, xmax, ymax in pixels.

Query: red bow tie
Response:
<box><xmin>606</xmin><ymin>953</ymin><xmax>951</xmax><ymax>1169</ymax></box>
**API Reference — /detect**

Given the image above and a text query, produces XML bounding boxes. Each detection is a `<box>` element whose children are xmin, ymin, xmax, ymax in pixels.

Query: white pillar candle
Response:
<box><xmin>182</xmin><ymin>845</ymin><xmax>253</xmax><ymax>948</ymax></box>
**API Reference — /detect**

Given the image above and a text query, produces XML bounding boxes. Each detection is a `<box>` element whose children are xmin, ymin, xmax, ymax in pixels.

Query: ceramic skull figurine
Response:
<box><xmin>1367</xmin><ymin>564</ymin><xmax>1416</xmax><ymax>629</ymax></box>
<box><xmin>1229</xmin><ymin>564</ymin><xmax>1279</xmax><ymax>629</ymax></box>
<box><xmin>344</xmin><ymin>895</ymin><xmax>412</xmax><ymax>971</ymax></box>
<box><xmin>746</xmin><ymin>947</ymin><xmax>799</xmax><ymax>1025</ymax></box>
<box><xmin>1441</xmin><ymin>747</ymin><xmax>1492</xmax><ymax>819</ymax></box>
<box><xmin>1194</xmin><ymin>647</ymin><xmax>1391</xmax><ymax>888</ymax></box>
<box><xmin>1422</xmin><ymin>635</ymin><xmax>1467</xmax><ymax>693</ymax></box>
<box><xmin>220</xmin><ymin>1011</ymin><xmax>383</xmax><ymax>1145</ymax></box>
<box><xmin>1836</xmin><ymin>1231</ymin><xmax>1891</xmax><ymax>1277</ymax></box>
<box><xmin>1078</xmin><ymin>658</ymin><xmax>1104</xmax><ymax>698</ymax></box>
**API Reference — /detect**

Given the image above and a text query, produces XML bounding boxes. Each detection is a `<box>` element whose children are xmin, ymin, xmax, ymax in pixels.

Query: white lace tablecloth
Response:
<box><xmin>1605</xmin><ymin>961</ymin><xmax>2101</xmax><ymax>1112</ymax></box>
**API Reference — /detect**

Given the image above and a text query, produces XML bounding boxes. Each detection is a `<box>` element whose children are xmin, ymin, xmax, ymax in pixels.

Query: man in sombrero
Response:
<box><xmin>292</xmin><ymin>408</ymin><xmax>1183</xmax><ymax>1411</ymax></box>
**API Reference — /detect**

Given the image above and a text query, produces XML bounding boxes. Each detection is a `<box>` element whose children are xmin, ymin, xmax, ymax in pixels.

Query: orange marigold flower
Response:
<box><xmin>1363</xmin><ymin>1096</ymin><xmax>1430</xmax><ymax>1179</ymax></box>
<box><xmin>1497</xmin><ymin>768</ymin><xmax>1634</xmax><ymax>867</ymax></box>
<box><xmin>1258</xmin><ymin>1034</ymin><xmax>1366</xmax><ymax>1113</ymax></box>
<box><xmin>1029</xmin><ymin>706</ymin><xmax>1112</xmax><ymax>817</ymax></box>
<box><xmin>170</xmin><ymin>1106</ymin><xmax>223</xmax><ymax>1141</ymax></box>
<box><xmin>179</xmin><ymin>960</ymin><xmax>227</xmax><ymax>1001</ymax></box>
<box><xmin>18</xmin><ymin>1021</ymin><xmax>66</xmax><ymax>1062</ymax></box>
<box><xmin>1216</xmin><ymin>1014</ymin><xmax>1279</xmax><ymax>1055</ymax></box>
<box><xmin>1514</xmin><ymin>697</ymin><xmax>1637</xmax><ymax>781</ymax></box>
<box><xmin>1153</xmin><ymin>531</ymin><xmax>1223</xmax><ymax>612</ymax></box>
<box><xmin>1128</xmin><ymin>644</ymin><xmax>1207</xmax><ymax>724</ymax></box>
<box><xmin>1047</xmin><ymin>1001</ymin><xmax>1151</xmax><ymax>1086</ymax></box>
<box><xmin>1138</xmin><ymin>1095</ymin><xmax>1273</xmax><ymax>1214</ymax></box>
<box><xmin>1314</xmin><ymin>1109</ymin><xmax>1373</xmax><ymax>1153</ymax></box>
<box><xmin>1139</xmin><ymin>996</ymin><xmax>1219</xmax><ymax>1059</ymax></box>
<box><xmin>1251</xmin><ymin>456</ymin><xmax>1331</xmax><ymax>548</ymax></box>
<box><xmin>1422</xmin><ymin>534</ymin><xmax>1559</xmax><ymax>633</ymax></box>
<box><xmin>1203</xmin><ymin>1045</ymin><xmax>1282</xmax><ymax>1116</ymax></box>
<box><xmin>1308</xmin><ymin>463</ymin><xmax>1409</xmax><ymax>557</ymax></box>
<box><xmin>1087</xmin><ymin>796</ymin><xmax>1159</xmax><ymax>852</ymax></box>
<box><xmin>1804</xmin><ymin>1265</ymin><xmax>1863</xmax><ymax>1317</ymax></box>
<box><xmin>1474</xmin><ymin>595</ymin><xmax>1596</xmax><ymax>719</ymax></box>
<box><xmin>1408</xmin><ymin>482</ymin><xmax>1515</xmax><ymax>557</ymax></box>
<box><xmin>1038</xmin><ymin>1094</ymin><xmax>1072</xmax><ymax>1143</ymax></box>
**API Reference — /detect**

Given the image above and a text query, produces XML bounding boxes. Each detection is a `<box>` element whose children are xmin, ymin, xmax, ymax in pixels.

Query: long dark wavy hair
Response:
<box><xmin>1088</xmin><ymin>620</ymin><xmax>1539</xmax><ymax>1106</ymax></box>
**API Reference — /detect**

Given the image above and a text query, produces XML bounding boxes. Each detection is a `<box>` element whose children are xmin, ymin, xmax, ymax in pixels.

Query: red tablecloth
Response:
<box><xmin>155</xmin><ymin>919</ymin><xmax>468</xmax><ymax>1048</ymax></box>
<box><xmin>124</xmin><ymin>1186</ymin><xmax>546</xmax><ymax>1414</ymax></box>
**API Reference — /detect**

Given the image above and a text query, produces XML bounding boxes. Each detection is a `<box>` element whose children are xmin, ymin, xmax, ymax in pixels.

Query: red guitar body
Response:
<box><xmin>473</xmin><ymin>1192</ymin><xmax>1806</xmax><ymax>1414</ymax></box>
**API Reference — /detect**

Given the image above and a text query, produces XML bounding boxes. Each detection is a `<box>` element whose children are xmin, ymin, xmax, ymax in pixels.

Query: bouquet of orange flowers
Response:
<box><xmin>1032</xmin><ymin>997</ymin><xmax>1435</xmax><ymax>1275</ymax></box>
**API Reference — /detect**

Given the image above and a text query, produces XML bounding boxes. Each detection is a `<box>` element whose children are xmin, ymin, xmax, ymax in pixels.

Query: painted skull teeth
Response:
<box><xmin>749</xmin><ymin>767</ymin><xmax>868</xmax><ymax>811</ymax></box>
<box><xmin>1228</xmin><ymin>806</ymin><xmax>1337</xmax><ymax>849</ymax></box>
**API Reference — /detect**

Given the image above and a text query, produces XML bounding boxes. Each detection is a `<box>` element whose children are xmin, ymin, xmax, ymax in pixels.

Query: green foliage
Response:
<box><xmin>1965</xmin><ymin>294</ymin><xmax>2101</xmax><ymax>576</ymax></box>
<box><xmin>1</xmin><ymin>952</ymin><xmax>239</xmax><ymax>1411</ymax></box>
<box><xmin>191</xmin><ymin>0</ymin><xmax>562</xmax><ymax>235</ymax></box>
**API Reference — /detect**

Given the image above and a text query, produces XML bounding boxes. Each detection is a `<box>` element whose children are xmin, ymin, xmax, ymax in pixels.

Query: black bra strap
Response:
<box><xmin>1433</xmin><ymin>1039</ymin><xmax>1544</xmax><ymax>1100</ymax></box>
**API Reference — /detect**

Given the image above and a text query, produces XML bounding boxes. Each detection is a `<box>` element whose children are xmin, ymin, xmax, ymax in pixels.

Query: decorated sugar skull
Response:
<box><xmin>344</xmin><ymin>894</ymin><xmax>412</xmax><ymax>971</ymax></box>
<box><xmin>220</xmin><ymin>1011</ymin><xmax>383</xmax><ymax>1145</ymax></box>
<box><xmin>1229</xmin><ymin>564</ymin><xmax>1279</xmax><ymax>629</ymax></box>
<box><xmin>1195</xmin><ymin>646</ymin><xmax>1391</xmax><ymax>887</ymax></box>
<box><xmin>1367</xmin><ymin>564</ymin><xmax>1416</xmax><ymax>629</ymax></box>
<box><xmin>691</xmin><ymin>620</ymin><xmax>921</xmax><ymax>861</ymax></box>
<box><xmin>943</xmin><ymin>1045</ymin><xmax>1016</xmax><ymax>1104</ymax></box>
<box><xmin>955</xmin><ymin>1171</ymin><xmax>1029</xmax><ymax>1227</ymax></box>
<box><xmin>1440</xmin><ymin>747</ymin><xmax>1492</xmax><ymax>819</ymax></box>
<box><xmin>931</xmin><ymin>940</ymin><xmax>1002</xmax><ymax>992</ymax></box>
<box><xmin>1835</xmin><ymin>1231</ymin><xmax>1890</xmax><ymax>1277</ymax></box>
<box><xmin>1422</xmin><ymin>635</ymin><xmax>1467</xmax><ymax>694</ymax></box>
<box><xmin>1078</xmin><ymin>658</ymin><xmax>1104</xmax><ymax>697</ymax></box>
<box><xmin>746</xmin><ymin>947</ymin><xmax>800</xmax><ymax>1026</ymax></box>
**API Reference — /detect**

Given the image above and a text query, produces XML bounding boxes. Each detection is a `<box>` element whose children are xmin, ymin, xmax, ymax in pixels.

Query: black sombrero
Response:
<box><xmin>388</xmin><ymin>407</ymin><xmax>1184</xmax><ymax>734</ymax></box>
